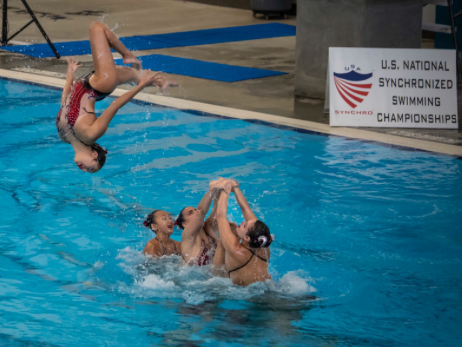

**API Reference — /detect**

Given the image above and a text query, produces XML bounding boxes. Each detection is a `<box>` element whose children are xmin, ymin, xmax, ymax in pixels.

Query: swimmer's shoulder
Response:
<box><xmin>142</xmin><ymin>239</ymin><xmax>161</xmax><ymax>257</ymax></box>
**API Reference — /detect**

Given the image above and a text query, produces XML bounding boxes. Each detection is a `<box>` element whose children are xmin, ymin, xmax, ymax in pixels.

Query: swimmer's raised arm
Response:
<box><xmin>216</xmin><ymin>183</ymin><xmax>240</xmax><ymax>253</ymax></box>
<box><xmin>204</xmin><ymin>198</ymin><xmax>218</xmax><ymax>236</ymax></box>
<box><xmin>196</xmin><ymin>182</ymin><xmax>217</xmax><ymax>218</ymax></box>
<box><xmin>86</xmin><ymin>71</ymin><xmax>163</xmax><ymax>141</ymax></box>
<box><xmin>61</xmin><ymin>57</ymin><xmax>81</xmax><ymax>105</ymax></box>
<box><xmin>181</xmin><ymin>184</ymin><xmax>216</xmax><ymax>246</ymax></box>
<box><xmin>232</xmin><ymin>182</ymin><xmax>257</xmax><ymax>222</ymax></box>
<box><xmin>204</xmin><ymin>178</ymin><xmax>230</xmax><ymax>235</ymax></box>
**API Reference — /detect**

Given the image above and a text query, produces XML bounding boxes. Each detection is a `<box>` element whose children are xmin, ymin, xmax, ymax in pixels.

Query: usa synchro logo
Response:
<box><xmin>333</xmin><ymin>70</ymin><xmax>373</xmax><ymax>109</ymax></box>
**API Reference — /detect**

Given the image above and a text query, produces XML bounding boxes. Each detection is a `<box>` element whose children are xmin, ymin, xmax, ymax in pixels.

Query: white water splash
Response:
<box><xmin>112</xmin><ymin>247</ymin><xmax>316</xmax><ymax>305</ymax></box>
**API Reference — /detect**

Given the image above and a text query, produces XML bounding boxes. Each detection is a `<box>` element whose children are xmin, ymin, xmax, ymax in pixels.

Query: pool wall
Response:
<box><xmin>0</xmin><ymin>68</ymin><xmax>461</xmax><ymax>159</ymax></box>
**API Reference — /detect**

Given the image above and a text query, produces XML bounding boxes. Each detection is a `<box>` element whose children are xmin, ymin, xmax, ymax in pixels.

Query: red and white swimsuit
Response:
<box><xmin>56</xmin><ymin>72</ymin><xmax>109</xmax><ymax>144</ymax></box>
<box><xmin>183</xmin><ymin>235</ymin><xmax>217</xmax><ymax>266</ymax></box>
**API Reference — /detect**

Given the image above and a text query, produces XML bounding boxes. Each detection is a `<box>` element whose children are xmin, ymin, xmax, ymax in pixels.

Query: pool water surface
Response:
<box><xmin>0</xmin><ymin>79</ymin><xmax>461</xmax><ymax>346</ymax></box>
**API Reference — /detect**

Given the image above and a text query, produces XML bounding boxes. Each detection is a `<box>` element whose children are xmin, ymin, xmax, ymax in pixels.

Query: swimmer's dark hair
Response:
<box><xmin>90</xmin><ymin>143</ymin><xmax>107</xmax><ymax>170</ymax></box>
<box><xmin>175</xmin><ymin>207</ymin><xmax>187</xmax><ymax>230</ymax></box>
<box><xmin>144</xmin><ymin>210</ymin><xmax>160</xmax><ymax>231</ymax></box>
<box><xmin>247</xmin><ymin>220</ymin><xmax>272</xmax><ymax>248</ymax></box>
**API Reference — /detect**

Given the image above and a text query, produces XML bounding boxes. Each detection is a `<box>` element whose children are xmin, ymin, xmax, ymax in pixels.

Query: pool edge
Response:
<box><xmin>1</xmin><ymin>68</ymin><xmax>461</xmax><ymax>159</ymax></box>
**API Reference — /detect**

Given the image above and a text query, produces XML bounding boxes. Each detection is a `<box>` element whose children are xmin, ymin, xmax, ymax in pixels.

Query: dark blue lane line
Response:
<box><xmin>115</xmin><ymin>54</ymin><xmax>287</xmax><ymax>82</ymax></box>
<box><xmin>0</xmin><ymin>23</ymin><xmax>296</xmax><ymax>58</ymax></box>
<box><xmin>1</xmin><ymin>76</ymin><xmax>460</xmax><ymax>160</ymax></box>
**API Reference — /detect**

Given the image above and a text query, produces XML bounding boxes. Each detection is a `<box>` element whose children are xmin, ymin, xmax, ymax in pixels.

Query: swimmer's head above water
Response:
<box><xmin>144</xmin><ymin>210</ymin><xmax>175</xmax><ymax>235</ymax></box>
<box><xmin>74</xmin><ymin>143</ymin><xmax>107</xmax><ymax>173</ymax></box>
<box><xmin>236</xmin><ymin>219</ymin><xmax>273</xmax><ymax>248</ymax></box>
<box><xmin>175</xmin><ymin>206</ymin><xmax>200</xmax><ymax>230</ymax></box>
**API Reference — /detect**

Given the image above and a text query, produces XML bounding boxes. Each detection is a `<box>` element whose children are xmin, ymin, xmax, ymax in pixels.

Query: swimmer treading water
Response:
<box><xmin>213</xmin><ymin>179</ymin><xmax>273</xmax><ymax>286</ymax></box>
<box><xmin>141</xmin><ymin>178</ymin><xmax>273</xmax><ymax>287</ymax></box>
<box><xmin>142</xmin><ymin>210</ymin><xmax>182</xmax><ymax>257</ymax></box>
<box><xmin>56</xmin><ymin>22</ymin><xmax>177</xmax><ymax>173</ymax></box>
<box><xmin>176</xmin><ymin>179</ymin><xmax>227</xmax><ymax>266</ymax></box>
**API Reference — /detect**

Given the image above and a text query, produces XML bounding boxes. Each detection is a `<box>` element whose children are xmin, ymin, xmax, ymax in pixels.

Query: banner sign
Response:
<box><xmin>328</xmin><ymin>48</ymin><xmax>458</xmax><ymax>129</ymax></box>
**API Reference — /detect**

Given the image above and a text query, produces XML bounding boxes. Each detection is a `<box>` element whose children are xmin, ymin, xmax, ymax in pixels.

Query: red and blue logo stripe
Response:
<box><xmin>334</xmin><ymin>71</ymin><xmax>373</xmax><ymax>109</ymax></box>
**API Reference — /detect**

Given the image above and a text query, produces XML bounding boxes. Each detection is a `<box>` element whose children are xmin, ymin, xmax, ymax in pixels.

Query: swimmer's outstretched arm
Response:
<box><xmin>181</xmin><ymin>184</ymin><xmax>215</xmax><ymax>249</ymax></box>
<box><xmin>195</xmin><ymin>183</ymin><xmax>217</xmax><ymax>221</ymax></box>
<box><xmin>86</xmin><ymin>71</ymin><xmax>163</xmax><ymax>141</ymax></box>
<box><xmin>61</xmin><ymin>57</ymin><xmax>81</xmax><ymax>105</ymax></box>
<box><xmin>231</xmin><ymin>182</ymin><xmax>257</xmax><ymax>222</ymax></box>
<box><xmin>216</xmin><ymin>184</ymin><xmax>240</xmax><ymax>254</ymax></box>
<box><xmin>203</xmin><ymin>178</ymin><xmax>230</xmax><ymax>236</ymax></box>
<box><xmin>182</xmin><ymin>179</ymin><xmax>227</xmax><ymax>245</ymax></box>
<box><xmin>204</xmin><ymin>198</ymin><xmax>218</xmax><ymax>237</ymax></box>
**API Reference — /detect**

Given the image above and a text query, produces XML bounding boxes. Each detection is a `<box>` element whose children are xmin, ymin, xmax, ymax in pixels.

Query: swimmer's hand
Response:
<box><xmin>209</xmin><ymin>178</ymin><xmax>228</xmax><ymax>191</ymax></box>
<box><xmin>138</xmin><ymin>70</ymin><xmax>163</xmax><ymax>88</ymax></box>
<box><xmin>229</xmin><ymin>179</ymin><xmax>239</xmax><ymax>191</ymax></box>
<box><xmin>223</xmin><ymin>181</ymin><xmax>233</xmax><ymax>195</ymax></box>
<box><xmin>150</xmin><ymin>75</ymin><xmax>178</xmax><ymax>90</ymax></box>
<box><xmin>66</xmin><ymin>57</ymin><xmax>81</xmax><ymax>75</ymax></box>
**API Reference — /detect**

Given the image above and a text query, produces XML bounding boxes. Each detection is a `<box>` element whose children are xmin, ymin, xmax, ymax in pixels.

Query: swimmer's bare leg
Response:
<box><xmin>88</xmin><ymin>22</ymin><xmax>141</xmax><ymax>94</ymax></box>
<box><xmin>115</xmin><ymin>66</ymin><xmax>178</xmax><ymax>91</ymax></box>
<box><xmin>115</xmin><ymin>66</ymin><xmax>142</xmax><ymax>85</ymax></box>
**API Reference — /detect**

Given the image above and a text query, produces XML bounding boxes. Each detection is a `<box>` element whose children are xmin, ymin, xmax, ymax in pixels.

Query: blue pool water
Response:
<box><xmin>0</xmin><ymin>79</ymin><xmax>461</xmax><ymax>347</ymax></box>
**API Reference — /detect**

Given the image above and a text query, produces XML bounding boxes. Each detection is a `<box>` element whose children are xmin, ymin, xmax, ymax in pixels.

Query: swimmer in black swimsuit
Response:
<box><xmin>57</xmin><ymin>22</ymin><xmax>177</xmax><ymax>174</ymax></box>
<box><xmin>213</xmin><ymin>180</ymin><xmax>273</xmax><ymax>286</ymax></box>
<box><xmin>143</xmin><ymin>210</ymin><xmax>181</xmax><ymax>257</ymax></box>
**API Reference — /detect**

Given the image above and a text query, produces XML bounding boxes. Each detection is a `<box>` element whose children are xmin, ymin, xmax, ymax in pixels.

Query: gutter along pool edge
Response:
<box><xmin>1</xmin><ymin>68</ymin><xmax>460</xmax><ymax>158</ymax></box>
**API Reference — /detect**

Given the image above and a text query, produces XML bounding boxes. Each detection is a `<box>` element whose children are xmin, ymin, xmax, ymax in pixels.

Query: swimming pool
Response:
<box><xmin>0</xmin><ymin>78</ymin><xmax>461</xmax><ymax>347</ymax></box>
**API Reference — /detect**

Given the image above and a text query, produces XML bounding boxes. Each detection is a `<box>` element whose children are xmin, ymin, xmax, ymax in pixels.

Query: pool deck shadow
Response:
<box><xmin>0</xmin><ymin>0</ymin><xmax>460</xmax><ymax>154</ymax></box>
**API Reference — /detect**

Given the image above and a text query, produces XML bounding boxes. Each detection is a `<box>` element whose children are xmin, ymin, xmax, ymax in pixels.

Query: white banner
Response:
<box><xmin>328</xmin><ymin>48</ymin><xmax>458</xmax><ymax>129</ymax></box>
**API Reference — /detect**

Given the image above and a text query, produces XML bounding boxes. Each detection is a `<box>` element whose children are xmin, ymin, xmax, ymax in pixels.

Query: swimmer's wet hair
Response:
<box><xmin>247</xmin><ymin>220</ymin><xmax>272</xmax><ymax>248</ymax></box>
<box><xmin>144</xmin><ymin>210</ymin><xmax>160</xmax><ymax>230</ymax></box>
<box><xmin>175</xmin><ymin>207</ymin><xmax>187</xmax><ymax>230</ymax></box>
<box><xmin>91</xmin><ymin>143</ymin><xmax>107</xmax><ymax>170</ymax></box>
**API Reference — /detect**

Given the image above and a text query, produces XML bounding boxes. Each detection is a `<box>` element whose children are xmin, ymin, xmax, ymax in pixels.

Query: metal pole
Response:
<box><xmin>447</xmin><ymin>0</ymin><xmax>461</xmax><ymax>85</ymax></box>
<box><xmin>7</xmin><ymin>19</ymin><xmax>33</xmax><ymax>42</ymax></box>
<box><xmin>2</xmin><ymin>0</ymin><xmax>8</xmax><ymax>46</ymax></box>
<box><xmin>20</xmin><ymin>0</ymin><xmax>60</xmax><ymax>58</ymax></box>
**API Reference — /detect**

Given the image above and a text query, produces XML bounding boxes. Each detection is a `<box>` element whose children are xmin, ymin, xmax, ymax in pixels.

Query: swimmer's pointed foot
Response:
<box><xmin>123</xmin><ymin>55</ymin><xmax>142</xmax><ymax>70</ymax></box>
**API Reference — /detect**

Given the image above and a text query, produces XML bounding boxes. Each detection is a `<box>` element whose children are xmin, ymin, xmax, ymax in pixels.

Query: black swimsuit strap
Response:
<box><xmin>228</xmin><ymin>247</ymin><xmax>268</xmax><ymax>275</ymax></box>
<box><xmin>244</xmin><ymin>247</ymin><xmax>268</xmax><ymax>263</ymax></box>
<box><xmin>228</xmin><ymin>252</ymin><xmax>254</xmax><ymax>275</ymax></box>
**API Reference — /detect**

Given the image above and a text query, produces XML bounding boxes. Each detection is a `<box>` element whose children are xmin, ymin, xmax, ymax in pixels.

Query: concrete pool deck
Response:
<box><xmin>0</xmin><ymin>0</ymin><xmax>461</xmax><ymax>156</ymax></box>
